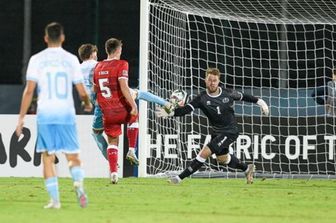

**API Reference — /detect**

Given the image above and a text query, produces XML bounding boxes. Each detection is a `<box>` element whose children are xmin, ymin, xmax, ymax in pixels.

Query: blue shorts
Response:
<box><xmin>36</xmin><ymin>124</ymin><xmax>80</xmax><ymax>154</ymax></box>
<box><xmin>92</xmin><ymin>106</ymin><xmax>104</xmax><ymax>130</ymax></box>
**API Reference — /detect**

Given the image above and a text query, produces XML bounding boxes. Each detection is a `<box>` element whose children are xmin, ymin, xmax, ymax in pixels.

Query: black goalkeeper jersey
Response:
<box><xmin>174</xmin><ymin>87</ymin><xmax>257</xmax><ymax>135</ymax></box>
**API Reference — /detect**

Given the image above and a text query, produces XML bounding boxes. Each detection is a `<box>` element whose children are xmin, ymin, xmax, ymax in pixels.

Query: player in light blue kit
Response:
<box><xmin>78</xmin><ymin>44</ymin><xmax>172</xmax><ymax>166</ymax></box>
<box><xmin>78</xmin><ymin>44</ymin><xmax>107</xmax><ymax>157</ymax></box>
<box><xmin>16</xmin><ymin>22</ymin><xmax>92</xmax><ymax>209</ymax></box>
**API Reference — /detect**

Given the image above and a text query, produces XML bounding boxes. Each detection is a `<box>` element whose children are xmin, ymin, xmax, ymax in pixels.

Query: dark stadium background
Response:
<box><xmin>0</xmin><ymin>0</ymin><xmax>140</xmax><ymax>86</ymax></box>
<box><xmin>0</xmin><ymin>0</ymin><xmax>140</xmax><ymax>176</ymax></box>
<box><xmin>1</xmin><ymin>0</ymin><xmax>335</xmax><ymax>112</ymax></box>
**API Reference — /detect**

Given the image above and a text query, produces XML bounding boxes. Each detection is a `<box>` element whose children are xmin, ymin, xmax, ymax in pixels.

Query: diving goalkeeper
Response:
<box><xmin>156</xmin><ymin>68</ymin><xmax>269</xmax><ymax>184</ymax></box>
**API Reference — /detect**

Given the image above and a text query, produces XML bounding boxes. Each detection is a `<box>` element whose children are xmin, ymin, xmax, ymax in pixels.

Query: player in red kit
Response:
<box><xmin>93</xmin><ymin>38</ymin><xmax>138</xmax><ymax>184</ymax></box>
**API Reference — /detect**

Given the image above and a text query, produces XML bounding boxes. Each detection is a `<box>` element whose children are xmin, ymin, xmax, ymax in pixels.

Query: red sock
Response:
<box><xmin>107</xmin><ymin>146</ymin><xmax>118</xmax><ymax>173</ymax></box>
<box><xmin>127</xmin><ymin>124</ymin><xmax>139</xmax><ymax>150</ymax></box>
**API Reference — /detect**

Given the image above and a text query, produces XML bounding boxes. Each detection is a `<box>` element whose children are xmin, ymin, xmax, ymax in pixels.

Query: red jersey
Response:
<box><xmin>93</xmin><ymin>59</ymin><xmax>129</xmax><ymax>110</ymax></box>
<box><xmin>93</xmin><ymin>59</ymin><xmax>136</xmax><ymax>137</ymax></box>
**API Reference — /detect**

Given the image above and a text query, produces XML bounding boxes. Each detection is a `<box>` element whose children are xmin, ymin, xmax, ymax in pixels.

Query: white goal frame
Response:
<box><xmin>138</xmin><ymin>0</ymin><xmax>336</xmax><ymax>178</ymax></box>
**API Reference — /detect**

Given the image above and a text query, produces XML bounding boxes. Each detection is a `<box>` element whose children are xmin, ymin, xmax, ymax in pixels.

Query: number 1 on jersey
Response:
<box><xmin>216</xmin><ymin>106</ymin><xmax>221</xmax><ymax>114</ymax></box>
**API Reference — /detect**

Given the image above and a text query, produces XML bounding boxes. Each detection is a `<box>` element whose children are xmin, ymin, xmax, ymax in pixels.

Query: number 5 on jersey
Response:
<box><xmin>98</xmin><ymin>78</ymin><xmax>112</xmax><ymax>98</ymax></box>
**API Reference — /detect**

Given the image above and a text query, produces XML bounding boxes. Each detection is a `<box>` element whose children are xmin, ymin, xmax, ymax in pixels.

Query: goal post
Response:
<box><xmin>139</xmin><ymin>0</ymin><xmax>336</xmax><ymax>178</ymax></box>
<box><xmin>138</xmin><ymin>0</ymin><xmax>150</xmax><ymax>177</ymax></box>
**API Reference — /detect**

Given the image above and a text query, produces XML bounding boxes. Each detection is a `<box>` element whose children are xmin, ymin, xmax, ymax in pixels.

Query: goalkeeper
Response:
<box><xmin>156</xmin><ymin>68</ymin><xmax>269</xmax><ymax>184</ymax></box>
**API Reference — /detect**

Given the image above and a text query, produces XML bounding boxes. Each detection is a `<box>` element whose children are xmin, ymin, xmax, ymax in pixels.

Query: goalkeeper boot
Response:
<box><xmin>126</xmin><ymin>150</ymin><xmax>139</xmax><ymax>166</ymax></box>
<box><xmin>74</xmin><ymin>182</ymin><xmax>88</xmax><ymax>208</ymax></box>
<box><xmin>44</xmin><ymin>199</ymin><xmax>61</xmax><ymax>209</ymax></box>
<box><xmin>168</xmin><ymin>176</ymin><xmax>182</xmax><ymax>184</ymax></box>
<box><xmin>245</xmin><ymin>164</ymin><xmax>256</xmax><ymax>184</ymax></box>
<box><xmin>110</xmin><ymin>172</ymin><xmax>118</xmax><ymax>184</ymax></box>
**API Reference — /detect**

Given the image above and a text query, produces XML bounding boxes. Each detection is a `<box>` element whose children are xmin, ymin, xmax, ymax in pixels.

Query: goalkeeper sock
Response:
<box><xmin>127</xmin><ymin>122</ymin><xmax>139</xmax><ymax>151</ymax></box>
<box><xmin>137</xmin><ymin>90</ymin><xmax>167</xmax><ymax>106</ymax></box>
<box><xmin>91</xmin><ymin>132</ymin><xmax>108</xmax><ymax>160</ymax></box>
<box><xmin>107</xmin><ymin>145</ymin><xmax>118</xmax><ymax>173</ymax></box>
<box><xmin>45</xmin><ymin>176</ymin><xmax>60</xmax><ymax>203</ymax></box>
<box><xmin>227</xmin><ymin>154</ymin><xmax>248</xmax><ymax>171</ymax></box>
<box><xmin>179</xmin><ymin>155</ymin><xmax>205</xmax><ymax>180</ymax></box>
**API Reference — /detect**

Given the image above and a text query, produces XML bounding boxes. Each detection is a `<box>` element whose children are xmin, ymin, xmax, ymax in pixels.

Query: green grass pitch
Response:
<box><xmin>0</xmin><ymin>177</ymin><xmax>335</xmax><ymax>223</ymax></box>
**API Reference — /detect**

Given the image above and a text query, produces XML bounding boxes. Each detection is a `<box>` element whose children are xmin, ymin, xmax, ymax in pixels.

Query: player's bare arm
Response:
<box><xmin>16</xmin><ymin>80</ymin><xmax>36</xmax><ymax>136</ymax></box>
<box><xmin>75</xmin><ymin>83</ymin><xmax>93</xmax><ymax>112</ymax></box>
<box><xmin>119</xmin><ymin>78</ymin><xmax>138</xmax><ymax>116</ymax></box>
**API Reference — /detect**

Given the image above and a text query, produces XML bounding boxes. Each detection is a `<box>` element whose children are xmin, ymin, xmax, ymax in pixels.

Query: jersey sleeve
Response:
<box><xmin>188</xmin><ymin>94</ymin><xmax>202</xmax><ymax>110</ymax></box>
<box><xmin>72</xmin><ymin>57</ymin><xmax>84</xmax><ymax>84</ymax></box>
<box><xmin>26</xmin><ymin>56</ymin><xmax>38</xmax><ymax>82</ymax></box>
<box><xmin>118</xmin><ymin>61</ymin><xmax>129</xmax><ymax>80</ymax></box>
<box><xmin>226</xmin><ymin>88</ymin><xmax>258</xmax><ymax>103</ymax></box>
<box><xmin>225</xmin><ymin>88</ymin><xmax>243</xmax><ymax>101</ymax></box>
<box><xmin>174</xmin><ymin>94</ymin><xmax>201</xmax><ymax>116</ymax></box>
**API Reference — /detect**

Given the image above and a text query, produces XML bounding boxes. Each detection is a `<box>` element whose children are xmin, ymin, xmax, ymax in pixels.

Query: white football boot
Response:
<box><xmin>168</xmin><ymin>176</ymin><xmax>182</xmax><ymax>184</ymax></box>
<box><xmin>126</xmin><ymin>150</ymin><xmax>139</xmax><ymax>166</ymax></box>
<box><xmin>110</xmin><ymin>172</ymin><xmax>118</xmax><ymax>184</ymax></box>
<box><xmin>44</xmin><ymin>200</ymin><xmax>61</xmax><ymax>209</ymax></box>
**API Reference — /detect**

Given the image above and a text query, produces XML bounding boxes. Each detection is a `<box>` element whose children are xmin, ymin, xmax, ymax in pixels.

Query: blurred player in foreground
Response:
<box><xmin>16</xmin><ymin>22</ymin><xmax>92</xmax><ymax>209</ymax></box>
<box><xmin>156</xmin><ymin>68</ymin><xmax>269</xmax><ymax>184</ymax></box>
<box><xmin>78</xmin><ymin>44</ymin><xmax>172</xmax><ymax>167</ymax></box>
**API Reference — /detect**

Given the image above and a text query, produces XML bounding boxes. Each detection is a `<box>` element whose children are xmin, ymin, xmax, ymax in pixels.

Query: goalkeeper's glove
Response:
<box><xmin>155</xmin><ymin>106</ymin><xmax>175</xmax><ymax>118</ymax></box>
<box><xmin>163</xmin><ymin>102</ymin><xmax>176</xmax><ymax>114</ymax></box>
<box><xmin>257</xmin><ymin>98</ymin><xmax>269</xmax><ymax>116</ymax></box>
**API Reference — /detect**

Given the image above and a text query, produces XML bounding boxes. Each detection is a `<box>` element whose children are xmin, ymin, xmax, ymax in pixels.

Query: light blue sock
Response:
<box><xmin>137</xmin><ymin>90</ymin><xmax>167</xmax><ymax>106</ymax></box>
<box><xmin>70</xmin><ymin>166</ymin><xmax>88</xmax><ymax>207</ymax></box>
<box><xmin>45</xmin><ymin>177</ymin><xmax>59</xmax><ymax>202</ymax></box>
<box><xmin>91</xmin><ymin>132</ymin><xmax>108</xmax><ymax>160</ymax></box>
<box><xmin>70</xmin><ymin>166</ymin><xmax>84</xmax><ymax>183</ymax></box>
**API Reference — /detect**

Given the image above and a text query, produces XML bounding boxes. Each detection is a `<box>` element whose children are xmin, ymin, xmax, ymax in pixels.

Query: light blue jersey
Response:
<box><xmin>26</xmin><ymin>47</ymin><xmax>84</xmax><ymax>124</ymax></box>
<box><xmin>80</xmin><ymin>59</ymin><xmax>102</xmax><ymax>130</ymax></box>
<box><xmin>80</xmin><ymin>59</ymin><xmax>98</xmax><ymax>103</ymax></box>
<box><xmin>26</xmin><ymin>47</ymin><xmax>84</xmax><ymax>153</ymax></box>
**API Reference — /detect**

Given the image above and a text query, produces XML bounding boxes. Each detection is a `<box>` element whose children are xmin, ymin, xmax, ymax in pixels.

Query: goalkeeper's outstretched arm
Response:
<box><xmin>226</xmin><ymin>88</ymin><xmax>269</xmax><ymax>116</ymax></box>
<box><xmin>173</xmin><ymin>104</ymin><xmax>194</xmax><ymax>116</ymax></box>
<box><xmin>241</xmin><ymin>93</ymin><xmax>269</xmax><ymax>116</ymax></box>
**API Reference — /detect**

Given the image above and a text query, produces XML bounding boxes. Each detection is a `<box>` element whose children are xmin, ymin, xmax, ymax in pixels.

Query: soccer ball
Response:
<box><xmin>169</xmin><ymin>89</ymin><xmax>188</xmax><ymax>108</ymax></box>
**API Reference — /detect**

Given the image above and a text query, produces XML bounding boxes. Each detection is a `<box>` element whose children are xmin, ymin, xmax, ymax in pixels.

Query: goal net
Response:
<box><xmin>139</xmin><ymin>0</ymin><xmax>336</xmax><ymax>178</ymax></box>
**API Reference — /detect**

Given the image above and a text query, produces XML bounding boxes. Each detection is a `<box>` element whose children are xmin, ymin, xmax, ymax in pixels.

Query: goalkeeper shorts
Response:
<box><xmin>207</xmin><ymin>133</ymin><xmax>238</xmax><ymax>155</ymax></box>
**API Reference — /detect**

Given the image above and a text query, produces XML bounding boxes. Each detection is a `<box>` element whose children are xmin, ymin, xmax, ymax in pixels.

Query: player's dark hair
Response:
<box><xmin>78</xmin><ymin>44</ymin><xmax>98</xmax><ymax>62</ymax></box>
<box><xmin>105</xmin><ymin>38</ymin><xmax>122</xmax><ymax>55</ymax></box>
<box><xmin>206</xmin><ymin>68</ymin><xmax>220</xmax><ymax>78</ymax></box>
<box><xmin>45</xmin><ymin>22</ymin><xmax>64</xmax><ymax>42</ymax></box>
